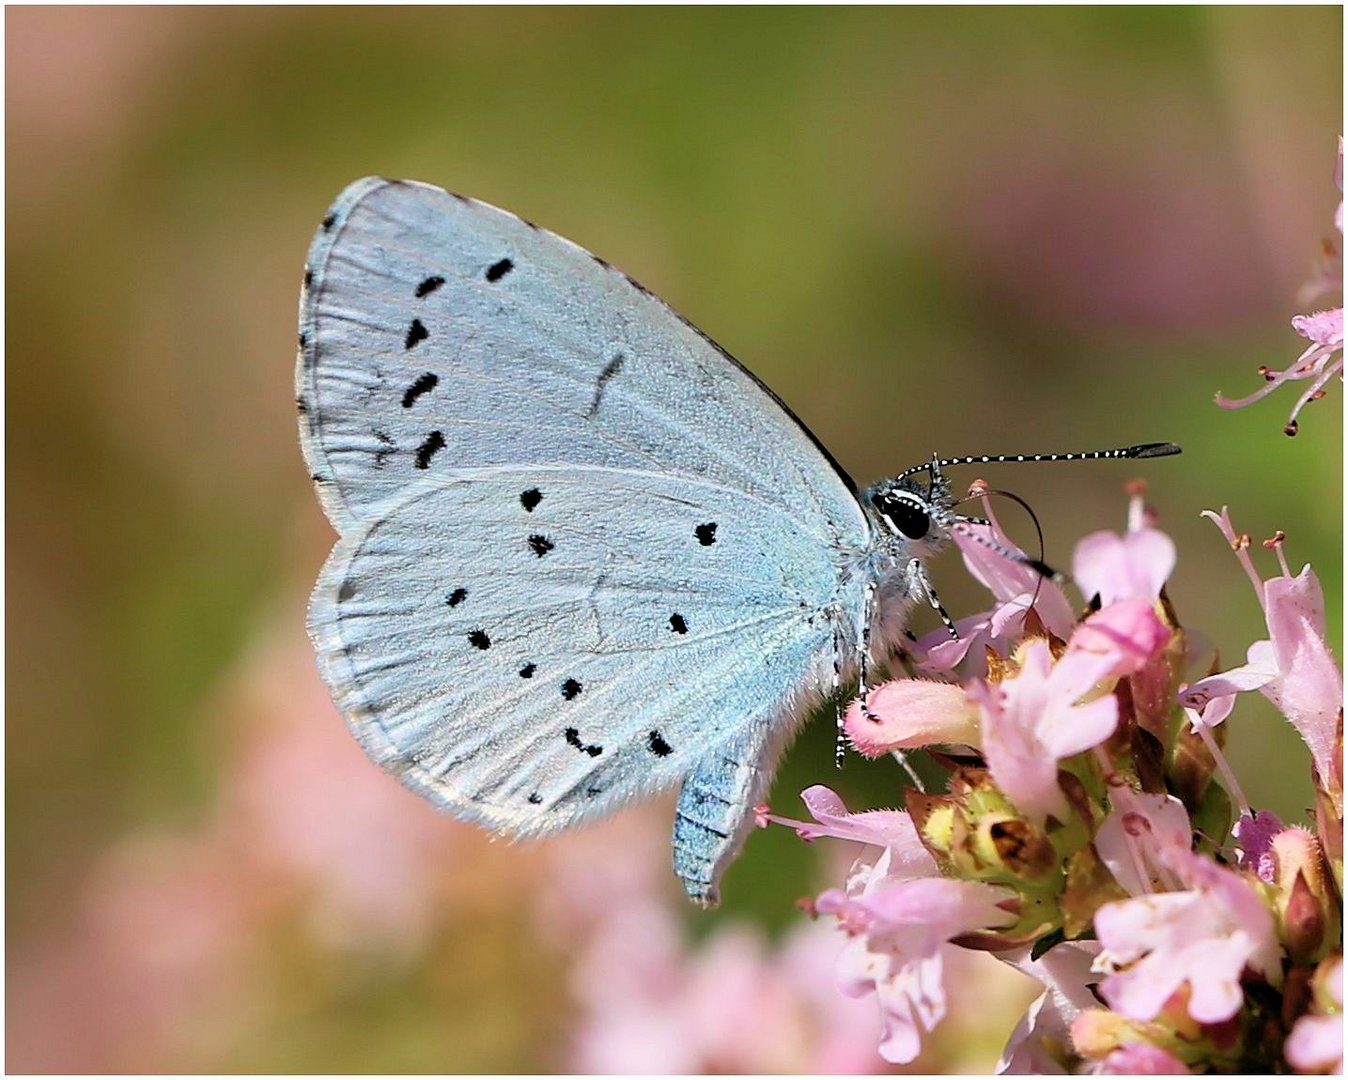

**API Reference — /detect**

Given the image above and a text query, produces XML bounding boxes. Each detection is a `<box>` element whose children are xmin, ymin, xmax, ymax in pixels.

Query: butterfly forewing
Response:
<box><xmin>298</xmin><ymin>178</ymin><xmax>864</xmax><ymax>542</ymax></box>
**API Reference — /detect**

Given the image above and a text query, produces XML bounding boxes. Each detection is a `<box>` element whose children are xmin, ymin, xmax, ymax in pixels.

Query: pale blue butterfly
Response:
<box><xmin>298</xmin><ymin>178</ymin><xmax>1178</xmax><ymax>904</ymax></box>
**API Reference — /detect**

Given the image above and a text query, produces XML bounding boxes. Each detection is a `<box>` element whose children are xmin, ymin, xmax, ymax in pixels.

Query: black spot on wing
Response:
<box><xmin>414</xmin><ymin>430</ymin><xmax>445</xmax><ymax>469</ymax></box>
<box><xmin>528</xmin><ymin>792</ymin><xmax>542</xmax><ymax>804</ymax></box>
<box><xmin>669</xmin><ymin>613</ymin><xmax>688</xmax><ymax>634</ymax></box>
<box><xmin>520</xmin><ymin>487</ymin><xmax>542</xmax><ymax>512</ymax></box>
<box><xmin>446</xmin><ymin>587</ymin><xmax>467</xmax><ymax>607</ymax></box>
<box><xmin>337</xmin><ymin>581</ymin><xmax>356</xmax><ymax>602</ymax></box>
<box><xmin>298</xmin><ymin>331</ymin><xmax>308</xmax><ymax>348</ymax></box>
<box><xmin>564</xmin><ymin>726</ymin><xmax>602</xmax><ymax>757</ymax></box>
<box><xmin>304</xmin><ymin>268</ymin><xmax>313</xmax><ymax>288</ymax></box>
<box><xmin>485</xmin><ymin>258</ymin><xmax>513</xmax><ymax>282</ymax></box>
<box><xmin>415</xmin><ymin>275</ymin><xmax>445</xmax><ymax>297</ymax></box>
<box><xmin>404</xmin><ymin>318</ymin><xmax>429</xmax><ymax>350</ymax></box>
<box><xmin>528</xmin><ymin>534</ymin><xmax>554</xmax><ymax>557</ymax></box>
<box><xmin>467</xmin><ymin>629</ymin><xmax>491</xmax><ymax>650</ymax></box>
<box><xmin>321</xmin><ymin>213</ymin><xmax>336</xmax><ymax>231</ymax></box>
<box><xmin>402</xmin><ymin>372</ymin><xmax>438</xmax><ymax>408</ymax></box>
<box><xmin>696</xmin><ymin>522</ymin><xmax>718</xmax><ymax>546</ymax></box>
<box><xmin>518</xmin><ymin>662</ymin><xmax>536</xmax><ymax>679</ymax></box>
<box><xmin>561</xmin><ymin>678</ymin><xmax>582</xmax><ymax>700</ymax></box>
<box><xmin>586</xmin><ymin>353</ymin><xmax>625</xmax><ymax>417</ymax></box>
<box><xmin>648</xmin><ymin>730</ymin><xmax>673</xmax><ymax>757</ymax></box>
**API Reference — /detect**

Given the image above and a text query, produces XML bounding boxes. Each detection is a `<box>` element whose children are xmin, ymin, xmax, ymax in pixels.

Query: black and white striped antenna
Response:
<box><xmin>895</xmin><ymin>441</ymin><xmax>1180</xmax><ymax>482</ymax></box>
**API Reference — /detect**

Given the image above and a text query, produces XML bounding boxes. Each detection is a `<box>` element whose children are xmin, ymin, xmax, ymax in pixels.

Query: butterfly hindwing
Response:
<box><xmin>308</xmin><ymin>464</ymin><xmax>850</xmax><ymax>834</ymax></box>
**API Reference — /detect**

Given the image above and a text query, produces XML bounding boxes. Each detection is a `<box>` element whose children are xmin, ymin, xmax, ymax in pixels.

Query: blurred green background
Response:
<box><xmin>7</xmin><ymin>6</ymin><xmax>1341</xmax><ymax>1073</ymax></box>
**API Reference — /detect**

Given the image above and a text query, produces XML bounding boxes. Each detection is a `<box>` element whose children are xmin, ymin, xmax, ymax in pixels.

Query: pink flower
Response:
<box><xmin>1217</xmin><ymin>139</ymin><xmax>1343</xmax><ymax>434</ymax></box>
<box><xmin>1286</xmin><ymin>1012</ymin><xmax>1344</xmax><ymax>1074</ymax></box>
<box><xmin>1216</xmin><ymin>309</ymin><xmax>1344</xmax><ymax>436</ymax></box>
<box><xmin>1093</xmin><ymin>849</ymin><xmax>1281</xmax><ymax>1024</ymax></box>
<box><xmin>1095</xmin><ymin>790</ymin><xmax>1193</xmax><ymax>896</ymax></box>
<box><xmin>849</xmin><ymin>597</ymin><xmax>1171</xmax><ymax>819</ymax></box>
<box><xmin>916</xmin><ymin>517</ymin><xmax>1075</xmax><ymax>675</ymax></box>
<box><xmin>842</xmin><ymin>680</ymin><xmax>979</xmax><ymax>757</ymax></box>
<box><xmin>818</xmin><ymin>875</ymin><xmax>1017</xmax><ymax>1064</ymax></box>
<box><xmin>975</xmin><ymin>600</ymin><xmax>1171</xmax><ymax>825</ymax></box>
<box><xmin>997</xmin><ymin>941</ymin><xmax>1104</xmax><ymax>1074</ymax></box>
<box><xmin>1285</xmin><ymin>955</ymin><xmax>1343</xmax><ymax>1074</ymax></box>
<box><xmin>761</xmin><ymin>785</ymin><xmax>939</xmax><ymax>876</ymax></box>
<box><xmin>770</xmin><ymin>791</ymin><xmax>1020</xmax><ymax>1066</ymax></box>
<box><xmin>1072</xmin><ymin>490</ymin><xmax>1176</xmax><ymax>607</ymax></box>
<box><xmin>1181</xmin><ymin>510</ymin><xmax>1342</xmax><ymax>791</ymax></box>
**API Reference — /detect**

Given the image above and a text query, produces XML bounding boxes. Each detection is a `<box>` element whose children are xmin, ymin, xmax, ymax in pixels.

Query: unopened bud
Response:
<box><xmin>1072</xmin><ymin>1010</ymin><xmax>1182</xmax><ymax>1061</ymax></box>
<box><xmin>1272</xmin><ymin>828</ymin><xmax>1339</xmax><ymax>964</ymax></box>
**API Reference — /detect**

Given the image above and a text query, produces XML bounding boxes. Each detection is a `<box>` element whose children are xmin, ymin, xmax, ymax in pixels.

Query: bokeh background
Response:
<box><xmin>7</xmin><ymin>6</ymin><xmax>1342</xmax><ymax>1073</ymax></box>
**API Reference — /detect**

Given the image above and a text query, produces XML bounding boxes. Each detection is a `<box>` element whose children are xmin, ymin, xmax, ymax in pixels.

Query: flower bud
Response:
<box><xmin>1270</xmin><ymin>828</ymin><xmax>1339</xmax><ymax>964</ymax></box>
<box><xmin>1071</xmin><ymin>1008</ymin><xmax>1134</xmax><ymax>1057</ymax></box>
<box><xmin>1124</xmin><ymin>602</ymin><xmax>1185</xmax><ymax>745</ymax></box>
<box><xmin>842</xmin><ymin>678</ymin><xmax>980</xmax><ymax>758</ymax></box>
<box><xmin>1072</xmin><ymin>1009</ymin><xmax>1187</xmax><ymax>1062</ymax></box>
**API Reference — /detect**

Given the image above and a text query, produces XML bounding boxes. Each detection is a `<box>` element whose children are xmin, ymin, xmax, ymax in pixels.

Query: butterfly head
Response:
<box><xmin>863</xmin><ymin>459</ymin><xmax>957</xmax><ymax>560</ymax></box>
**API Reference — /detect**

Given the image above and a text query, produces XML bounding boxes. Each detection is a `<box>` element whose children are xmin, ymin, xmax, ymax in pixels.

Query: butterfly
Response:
<box><xmin>297</xmin><ymin>178</ymin><xmax>1178</xmax><ymax>904</ymax></box>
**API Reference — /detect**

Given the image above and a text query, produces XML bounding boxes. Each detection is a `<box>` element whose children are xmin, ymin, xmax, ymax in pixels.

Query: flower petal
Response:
<box><xmin>819</xmin><ymin>877</ymin><xmax>1016</xmax><ymax>1065</ymax></box>
<box><xmin>1094</xmin><ymin>850</ymin><xmax>1280</xmax><ymax>1025</ymax></box>
<box><xmin>1073</xmin><ymin>528</ymin><xmax>1176</xmax><ymax>607</ymax></box>
<box><xmin>843</xmin><ymin>679</ymin><xmax>980</xmax><ymax>757</ymax></box>
<box><xmin>1096</xmin><ymin>791</ymin><xmax>1192</xmax><ymax>896</ymax></box>
<box><xmin>1232</xmin><ymin>809</ymin><xmax>1284</xmax><ymax>883</ymax></box>
<box><xmin>1262</xmin><ymin>566</ymin><xmax>1343</xmax><ymax>782</ymax></box>
<box><xmin>1291</xmin><ymin>308</ymin><xmax>1345</xmax><ymax>348</ymax></box>
<box><xmin>996</xmin><ymin>941</ymin><xmax>1103</xmax><ymax>1075</ymax></box>
<box><xmin>790</xmin><ymin>787</ymin><xmax>940</xmax><ymax>879</ymax></box>
<box><xmin>1180</xmin><ymin>640</ymin><xmax>1279</xmax><ymax>707</ymax></box>
<box><xmin>1054</xmin><ymin>598</ymin><xmax>1172</xmax><ymax>700</ymax></box>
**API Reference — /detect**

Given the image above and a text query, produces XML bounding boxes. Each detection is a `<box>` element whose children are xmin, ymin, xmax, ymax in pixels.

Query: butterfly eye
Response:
<box><xmin>873</xmin><ymin>491</ymin><xmax>930</xmax><ymax>540</ymax></box>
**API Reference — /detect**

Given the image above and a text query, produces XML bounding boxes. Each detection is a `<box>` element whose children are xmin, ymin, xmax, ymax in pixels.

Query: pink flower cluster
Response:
<box><xmin>1217</xmin><ymin>139</ymin><xmax>1343</xmax><ymax>435</ymax></box>
<box><xmin>765</xmin><ymin>489</ymin><xmax>1343</xmax><ymax>1073</ymax></box>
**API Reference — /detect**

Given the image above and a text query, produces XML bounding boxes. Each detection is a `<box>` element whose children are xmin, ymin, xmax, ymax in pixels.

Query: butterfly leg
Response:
<box><xmin>673</xmin><ymin>725</ymin><xmax>772</xmax><ymax>907</ymax></box>
<box><xmin>829</xmin><ymin>584</ymin><xmax>879</xmax><ymax>766</ymax></box>
<box><xmin>831</xmin><ymin>639</ymin><xmax>846</xmax><ymax>767</ymax></box>
<box><xmin>910</xmin><ymin>557</ymin><xmax>959</xmax><ymax>640</ymax></box>
<box><xmin>857</xmin><ymin>582</ymin><xmax>888</xmax><ymax>725</ymax></box>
